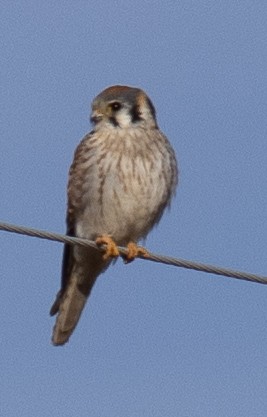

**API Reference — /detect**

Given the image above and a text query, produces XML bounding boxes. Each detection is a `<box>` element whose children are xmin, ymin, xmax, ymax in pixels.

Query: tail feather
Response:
<box><xmin>50</xmin><ymin>246</ymin><xmax>110</xmax><ymax>346</ymax></box>
<box><xmin>51</xmin><ymin>272</ymin><xmax>98</xmax><ymax>346</ymax></box>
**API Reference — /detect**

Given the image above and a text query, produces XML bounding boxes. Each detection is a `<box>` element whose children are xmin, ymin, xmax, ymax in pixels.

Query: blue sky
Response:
<box><xmin>1</xmin><ymin>1</ymin><xmax>267</xmax><ymax>416</ymax></box>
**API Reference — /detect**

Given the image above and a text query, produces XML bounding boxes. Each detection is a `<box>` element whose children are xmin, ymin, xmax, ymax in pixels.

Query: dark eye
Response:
<box><xmin>110</xmin><ymin>102</ymin><xmax>122</xmax><ymax>111</ymax></box>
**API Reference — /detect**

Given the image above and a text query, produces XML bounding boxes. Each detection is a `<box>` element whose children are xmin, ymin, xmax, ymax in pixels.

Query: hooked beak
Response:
<box><xmin>90</xmin><ymin>109</ymin><xmax>104</xmax><ymax>124</ymax></box>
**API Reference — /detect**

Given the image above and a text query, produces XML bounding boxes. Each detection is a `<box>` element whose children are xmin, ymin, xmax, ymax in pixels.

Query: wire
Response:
<box><xmin>0</xmin><ymin>221</ymin><xmax>266</xmax><ymax>285</ymax></box>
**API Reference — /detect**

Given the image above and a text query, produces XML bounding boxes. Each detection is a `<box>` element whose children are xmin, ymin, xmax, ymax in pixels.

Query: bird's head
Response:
<box><xmin>90</xmin><ymin>85</ymin><xmax>158</xmax><ymax>130</ymax></box>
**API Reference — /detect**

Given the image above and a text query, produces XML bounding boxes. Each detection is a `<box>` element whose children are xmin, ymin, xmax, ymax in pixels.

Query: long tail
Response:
<box><xmin>50</xmin><ymin>245</ymin><xmax>109</xmax><ymax>346</ymax></box>
<box><xmin>50</xmin><ymin>271</ymin><xmax>98</xmax><ymax>346</ymax></box>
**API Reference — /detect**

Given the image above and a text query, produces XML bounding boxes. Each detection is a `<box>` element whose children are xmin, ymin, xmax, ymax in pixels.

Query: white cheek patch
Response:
<box><xmin>115</xmin><ymin>108</ymin><xmax>133</xmax><ymax>128</ymax></box>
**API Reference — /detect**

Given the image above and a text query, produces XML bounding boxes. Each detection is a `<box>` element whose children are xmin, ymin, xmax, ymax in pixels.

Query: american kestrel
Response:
<box><xmin>50</xmin><ymin>85</ymin><xmax>178</xmax><ymax>345</ymax></box>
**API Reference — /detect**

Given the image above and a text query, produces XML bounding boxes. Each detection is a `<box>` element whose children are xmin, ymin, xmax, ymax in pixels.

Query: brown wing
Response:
<box><xmin>49</xmin><ymin>226</ymin><xmax>75</xmax><ymax>316</ymax></box>
<box><xmin>50</xmin><ymin>132</ymin><xmax>111</xmax><ymax>345</ymax></box>
<box><xmin>50</xmin><ymin>132</ymin><xmax>86</xmax><ymax>316</ymax></box>
<box><xmin>50</xmin><ymin>133</ymin><xmax>94</xmax><ymax>316</ymax></box>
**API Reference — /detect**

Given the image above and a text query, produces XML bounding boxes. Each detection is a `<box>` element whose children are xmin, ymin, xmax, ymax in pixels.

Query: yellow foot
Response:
<box><xmin>96</xmin><ymin>235</ymin><xmax>120</xmax><ymax>260</ymax></box>
<box><xmin>123</xmin><ymin>242</ymin><xmax>149</xmax><ymax>264</ymax></box>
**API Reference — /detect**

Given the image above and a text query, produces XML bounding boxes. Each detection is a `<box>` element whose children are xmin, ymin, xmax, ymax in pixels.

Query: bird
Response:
<box><xmin>50</xmin><ymin>85</ymin><xmax>178</xmax><ymax>345</ymax></box>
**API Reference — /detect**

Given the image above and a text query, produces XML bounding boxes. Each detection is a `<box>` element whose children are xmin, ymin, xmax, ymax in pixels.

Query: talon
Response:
<box><xmin>96</xmin><ymin>235</ymin><xmax>120</xmax><ymax>260</ymax></box>
<box><xmin>123</xmin><ymin>242</ymin><xmax>149</xmax><ymax>264</ymax></box>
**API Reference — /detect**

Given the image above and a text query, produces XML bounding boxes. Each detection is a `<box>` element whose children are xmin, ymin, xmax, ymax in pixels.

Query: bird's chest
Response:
<box><xmin>84</xmin><ymin>148</ymin><xmax>160</xmax><ymax>212</ymax></box>
<box><xmin>77</xmin><ymin>135</ymin><xmax>166</xmax><ymax>241</ymax></box>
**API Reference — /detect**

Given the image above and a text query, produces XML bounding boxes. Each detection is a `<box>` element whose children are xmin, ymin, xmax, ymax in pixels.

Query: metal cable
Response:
<box><xmin>0</xmin><ymin>221</ymin><xmax>266</xmax><ymax>285</ymax></box>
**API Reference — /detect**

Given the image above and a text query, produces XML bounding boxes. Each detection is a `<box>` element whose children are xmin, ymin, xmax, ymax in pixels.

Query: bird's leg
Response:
<box><xmin>123</xmin><ymin>242</ymin><xmax>149</xmax><ymax>264</ymax></box>
<box><xmin>96</xmin><ymin>235</ymin><xmax>120</xmax><ymax>260</ymax></box>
